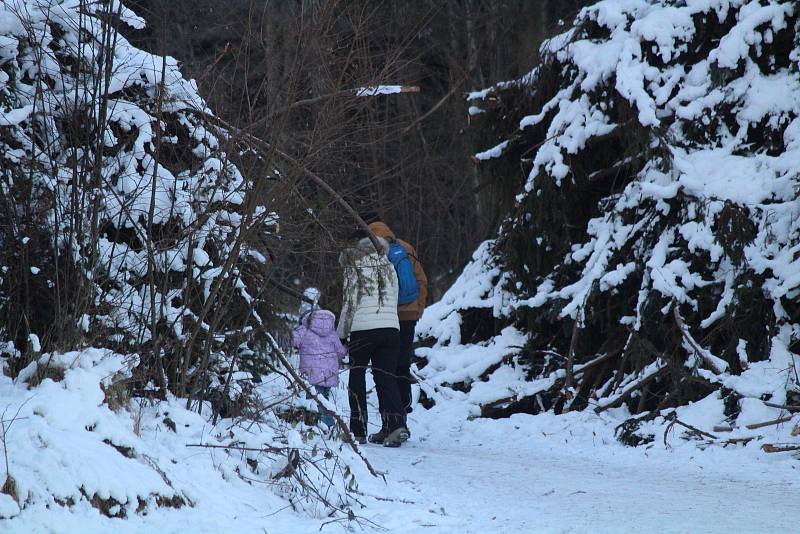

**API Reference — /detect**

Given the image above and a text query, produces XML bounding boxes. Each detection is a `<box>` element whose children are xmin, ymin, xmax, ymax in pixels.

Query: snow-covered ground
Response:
<box><xmin>353</xmin><ymin>391</ymin><xmax>800</xmax><ymax>534</ymax></box>
<box><xmin>361</xmin><ymin>410</ymin><xmax>800</xmax><ymax>533</ymax></box>
<box><xmin>4</xmin><ymin>352</ymin><xmax>800</xmax><ymax>533</ymax></box>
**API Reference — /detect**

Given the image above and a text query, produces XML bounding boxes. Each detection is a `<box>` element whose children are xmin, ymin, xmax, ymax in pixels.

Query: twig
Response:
<box><xmin>351</xmin><ymin>489</ymin><xmax>417</xmax><ymax>504</ymax></box>
<box><xmin>182</xmin><ymin>107</ymin><xmax>386</xmax><ymax>254</ymax></box>
<box><xmin>265</xmin><ymin>85</ymin><xmax>420</xmax><ymax>122</ymax></box>
<box><xmin>142</xmin><ymin>453</ymin><xmax>175</xmax><ymax>489</ymax></box>
<box><xmin>564</xmin><ymin>312</ymin><xmax>581</xmax><ymax>392</ymax></box>
<box><xmin>195</xmin><ymin>42</ymin><xmax>231</xmax><ymax>86</ymax></box>
<box><xmin>1</xmin><ymin>398</ymin><xmax>33</xmax><ymax>485</ymax></box>
<box><xmin>265</xmin><ymin>333</ymin><xmax>380</xmax><ymax>478</ymax></box>
<box><xmin>586</xmin><ymin>154</ymin><xmax>645</xmax><ymax>181</ymax></box>
<box><xmin>187</xmin><ymin>443</ymin><xmax>288</xmax><ymax>454</ymax></box>
<box><xmin>663</xmin><ymin>412</ymin><xmax>718</xmax><ymax>447</ymax></box>
<box><xmin>266</xmin><ymin>278</ymin><xmax>316</xmax><ymax>304</ymax></box>
<box><xmin>564</xmin><ymin>284</ymin><xmax>597</xmax><ymax>406</ymax></box>
<box><xmin>574</xmin><ymin>350</ymin><xmax>620</xmax><ymax>376</ymax></box>
<box><xmin>401</xmin><ymin>76</ymin><xmax>465</xmax><ymax>134</ymax></box>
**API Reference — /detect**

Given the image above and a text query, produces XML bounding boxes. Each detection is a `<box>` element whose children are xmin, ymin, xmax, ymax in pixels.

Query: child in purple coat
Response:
<box><xmin>292</xmin><ymin>309</ymin><xmax>347</xmax><ymax>427</ymax></box>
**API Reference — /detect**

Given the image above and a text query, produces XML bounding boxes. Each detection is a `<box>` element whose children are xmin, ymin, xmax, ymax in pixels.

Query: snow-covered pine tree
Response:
<box><xmin>419</xmin><ymin>0</ymin><xmax>800</xmax><ymax>431</ymax></box>
<box><xmin>0</xmin><ymin>0</ymin><xmax>277</xmax><ymax>407</ymax></box>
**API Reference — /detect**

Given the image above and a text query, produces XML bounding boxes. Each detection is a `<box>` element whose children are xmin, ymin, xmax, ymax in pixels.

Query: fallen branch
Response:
<box><xmin>673</xmin><ymin>307</ymin><xmax>725</xmax><ymax>375</ymax></box>
<box><xmin>762</xmin><ymin>401</ymin><xmax>800</xmax><ymax>412</ymax></box>
<box><xmin>265</xmin><ymin>333</ymin><xmax>380</xmax><ymax>478</ymax></box>
<box><xmin>745</xmin><ymin>415</ymin><xmax>794</xmax><ymax>430</ymax></box>
<box><xmin>575</xmin><ymin>350</ymin><xmax>622</xmax><ymax>377</ymax></box>
<box><xmin>671</xmin><ymin>416</ymin><xmax>718</xmax><ymax>440</ymax></box>
<box><xmin>761</xmin><ymin>443</ymin><xmax>800</xmax><ymax>453</ymax></box>
<box><xmin>712</xmin><ymin>415</ymin><xmax>795</xmax><ymax>432</ymax></box>
<box><xmin>478</xmin><ymin>351</ymin><xmax>621</xmax><ymax>416</ymax></box>
<box><xmin>480</xmin><ymin>395</ymin><xmax>516</xmax><ymax>412</ymax></box>
<box><xmin>595</xmin><ymin>364</ymin><xmax>666</xmax><ymax>414</ymax></box>
<box><xmin>722</xmin><ymin>436</ymin><xmax>760</xmax><ymax>446</ymax></box>
<box><xmin>663</xmin><ymin>412</ymin><xmax>718</xmax><ymax>447</ymax></box>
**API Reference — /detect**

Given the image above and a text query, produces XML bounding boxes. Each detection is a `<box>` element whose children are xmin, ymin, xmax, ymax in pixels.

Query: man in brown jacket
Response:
<box><xmin>363</xmin><ymin>213</ymin><xmax>428</xmax><ymax>419</ymax></box>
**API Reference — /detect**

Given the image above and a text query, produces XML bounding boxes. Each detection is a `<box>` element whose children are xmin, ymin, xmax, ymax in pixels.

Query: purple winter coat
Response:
<box><xmin>292</xmin><ymin>310</ymin><xmax>347</xmax><ymax>387</ymax></box>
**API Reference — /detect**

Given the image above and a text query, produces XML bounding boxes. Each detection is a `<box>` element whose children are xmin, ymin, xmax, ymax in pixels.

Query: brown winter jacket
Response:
<box><xmin>368</xmin><ymin>222</ymin><xmax>428</xmax><ymax>322</ymax></box>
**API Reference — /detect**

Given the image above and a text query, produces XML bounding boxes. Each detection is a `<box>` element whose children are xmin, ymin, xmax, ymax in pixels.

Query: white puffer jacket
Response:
<box><xmin>336</xmin><ymin>237</ymin><xmax>399</xmax><ymax>338</ymax></box>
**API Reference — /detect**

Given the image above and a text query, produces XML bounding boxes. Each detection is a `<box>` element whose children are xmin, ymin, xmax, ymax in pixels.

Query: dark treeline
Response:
<box><xmin>125</xmin><ymin>0</ymin><xmax>586</xmax><ymax>302</ymax></box>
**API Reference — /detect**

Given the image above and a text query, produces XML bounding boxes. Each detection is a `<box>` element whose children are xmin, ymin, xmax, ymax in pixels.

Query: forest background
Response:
<box><xmin>127</xmin><ymin>0</ymin><xmax>585</xmax><ymax>305</ymax></box>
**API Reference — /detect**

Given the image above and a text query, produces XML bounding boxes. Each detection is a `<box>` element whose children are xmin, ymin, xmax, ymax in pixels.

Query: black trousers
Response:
<box><xmin>398</xmin><ymin>320</ymin><xmax>416</xmax><ymax>413</ymax></box>
<box><xmin>347</xmin><ymin>328</ymin><xmax>404</xmax><ymax>436</ymax></box>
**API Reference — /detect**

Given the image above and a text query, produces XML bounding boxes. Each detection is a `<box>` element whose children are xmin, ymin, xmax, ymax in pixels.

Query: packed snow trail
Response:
<box><xmin>355</xmin><ymin>409</ymin><xmax>800</xmax><ymax>533</ymax></box>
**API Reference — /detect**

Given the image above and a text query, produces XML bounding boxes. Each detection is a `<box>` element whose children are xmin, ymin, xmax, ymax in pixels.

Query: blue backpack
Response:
<box><xmin>387</xmin><ymin>240</ymin><xmax>419</xmax><ymax>305</ymax></box>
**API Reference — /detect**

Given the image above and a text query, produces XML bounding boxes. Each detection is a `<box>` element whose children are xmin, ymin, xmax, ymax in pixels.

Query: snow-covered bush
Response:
<box><xmin>0</xmin><ymin>1</ymin><xmax>369</xmax><ymax>524</ymax></box>
<box><xmin>0</xmin><ymin>348</ymin><xmax>363</xmax><ymax>523</ymax></box>
<box><xmin>419</xmin><ymin>0</ymin><xmax>800</xmax><ymax>435</ymax></box>
<box><xmin>0</xmin><ymin>0</ymin><xmax>278</xmax><ymax>405</ymax></box>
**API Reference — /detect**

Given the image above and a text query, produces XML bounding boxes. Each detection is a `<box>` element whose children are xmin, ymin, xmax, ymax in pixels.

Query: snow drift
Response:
<box><xmin>0</xmin><ymin>348</ymin><xmax>365</xmax><ymax>527</ymax></box>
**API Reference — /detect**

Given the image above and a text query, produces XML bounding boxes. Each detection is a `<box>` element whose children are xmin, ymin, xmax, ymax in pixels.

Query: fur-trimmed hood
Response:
<box><xmin>339</xmin><ymin>236</ymin><xmax>389</xmax><ymax>266</ymax></box>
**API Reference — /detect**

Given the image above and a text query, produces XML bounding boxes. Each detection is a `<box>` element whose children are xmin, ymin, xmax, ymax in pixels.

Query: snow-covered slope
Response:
<box><xmin>417</xmin><ymin>0</ymin><xmax>800</xmax><ymax>451</ymax></box>
<box><xmin>0</xmin><ymin>1</ymin><xmax>360</xmax><ymax>527</ymax></box>
<box><xmin>0</xmin><ymin>348</ymin><xmax>368</xmax><ymax>527</ymax></box>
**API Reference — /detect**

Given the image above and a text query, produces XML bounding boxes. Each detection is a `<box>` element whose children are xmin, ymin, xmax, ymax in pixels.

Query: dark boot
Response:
<box><xmin>382</xmin><ymin>427</ymin><xmax>410</xmax><ymax>448</ymax></box>
<box><xmin>368</xmin><ymin>426</ymin><xmax>390</xmax><ymax>444</ymax></box>
<box><xmin>399</xmin><ymin>427</ymin><xmax>410</xmax><ymax>442</ymax></box>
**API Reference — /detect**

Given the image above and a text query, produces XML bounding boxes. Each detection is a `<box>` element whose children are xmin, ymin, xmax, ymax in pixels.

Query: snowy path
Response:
<box><xmin>359</xmin><ymin>437</ymin><xmax>798</xmax><ymax>533</ymax></box>
<box><xmin>7</xmin><ymin>374</ymin><xmax>799</xmax><ymax>533</ymax></box>
<box><xmin>349</xmin><ymin>406</ymin><xmax>800</xmax><ymax>534</ymax></box>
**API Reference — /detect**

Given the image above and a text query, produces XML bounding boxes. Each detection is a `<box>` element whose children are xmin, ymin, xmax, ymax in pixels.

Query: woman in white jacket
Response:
<box><xmin>337</xmin><ymin>232</ymin><xmax>408</xmax><ymax>447</ymax></box>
